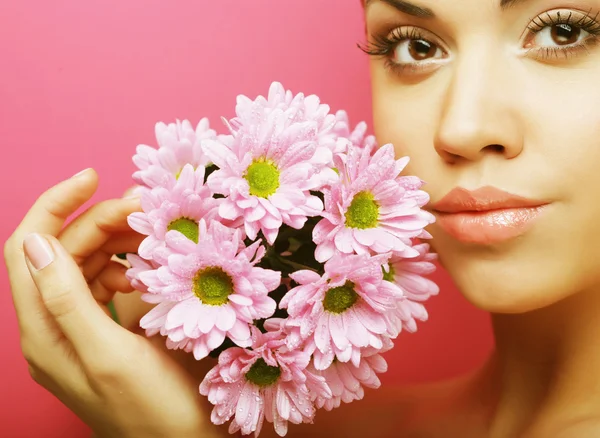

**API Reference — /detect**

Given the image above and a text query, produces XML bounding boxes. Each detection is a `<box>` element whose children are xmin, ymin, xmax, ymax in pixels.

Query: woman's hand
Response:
<box><xmin>4</xmin><ymin>168</ymin><xmax>226</xmax><ymax>438</ymax></box>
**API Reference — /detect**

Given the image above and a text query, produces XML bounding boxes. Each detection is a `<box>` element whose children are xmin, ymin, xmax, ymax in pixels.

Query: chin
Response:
<box><xmin>429</xmin><ymin>226</ymin><xmax>587</xmax><ymax>314</ymax></box>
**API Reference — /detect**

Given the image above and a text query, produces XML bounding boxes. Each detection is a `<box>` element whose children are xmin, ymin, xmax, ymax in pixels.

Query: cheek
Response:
<box><xmin>370</xmin><ymin>61</ymin><xmax>600</xmax><ymax>313</ymax></box>
<box><xmin>370</xmin><ymin>68</ymin><xmax>445</xmax><ymax>186</ymax></box>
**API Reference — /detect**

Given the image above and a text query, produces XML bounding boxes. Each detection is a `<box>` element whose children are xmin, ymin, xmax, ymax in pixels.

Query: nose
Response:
<box><xmin>434</xmin><ymin>48</ymin><xmax>524</xmax><ymax>164</ymax></box>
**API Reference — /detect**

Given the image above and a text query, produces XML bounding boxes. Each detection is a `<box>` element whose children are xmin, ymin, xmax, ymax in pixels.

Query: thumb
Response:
<box><xmin>22</xmin><ymin>233</ymin><xmax>119</xmax><ymax>356</ymax></box>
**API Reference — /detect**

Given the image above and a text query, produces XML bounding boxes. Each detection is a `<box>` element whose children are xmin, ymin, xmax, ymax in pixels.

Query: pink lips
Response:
<box><xmin>430</xmin><ymin>186</ymin><xmax>549</xmax><ymax>244</ymax></box>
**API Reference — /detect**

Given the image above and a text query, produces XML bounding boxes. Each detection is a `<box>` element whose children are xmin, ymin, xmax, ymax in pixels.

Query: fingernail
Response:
<box><xmin>23</xmin><ymin>233</ymin><xmax>55</xmax><ymax>270</ymax></box>
<box><xmin>124</xmin><ymin>193</ymin><xmax>141</xmax><ymax>200</ymax></box>
<box><xmin>72</xmin><ymin>168</ymin><xmax>91</xmax><ymax>178</ymax></box>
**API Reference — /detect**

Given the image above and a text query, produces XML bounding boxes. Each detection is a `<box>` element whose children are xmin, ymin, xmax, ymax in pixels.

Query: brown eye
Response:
<box><xmin>408</xmin><ymin>40</ymin><xmax>438</xmax><ymax>60</ymax></box>
<box><xmin>392</xmin><ymin>38</ymin><xmax>444</xmax><ymax>64</ymax></box>
<box><xmin>529</xmin><ymin>20</ymin><xmax>590</xmax><ymax>49</ymax></box>
<box><xmin>550</xmin><ymin>24</ymin><xmax>581</xmax><ymax>45</ymax></box>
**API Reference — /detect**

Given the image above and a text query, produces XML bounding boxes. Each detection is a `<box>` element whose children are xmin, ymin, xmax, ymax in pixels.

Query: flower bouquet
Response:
<box><xmin>123</xmin><ymin>82</ymin><xmax>439</xmax><ymax>437</ymax></box>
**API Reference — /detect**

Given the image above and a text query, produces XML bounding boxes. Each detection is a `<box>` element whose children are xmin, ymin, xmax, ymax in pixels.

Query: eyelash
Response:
<box><xmin>359</xmin><ymin>9</ymin><xmax>600</xmax><ymax>76</ymax></box>
<box><xmin>358</xmin><ymin>27</ymin><xmax>443</xmax><ymax>75</ymax></box>
<box><xmin>524</xmin><ymin>10</ymin><xmax>600</xmax><ymax>60</ymax></box>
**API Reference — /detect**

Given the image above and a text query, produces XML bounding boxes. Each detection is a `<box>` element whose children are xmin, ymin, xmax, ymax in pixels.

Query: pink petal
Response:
<box><xmin>315</xmin><ymin>241</ymin><xmax>335</xmax><ymax>263</ymax></box>
<box><xmin>193</xmin><ymin>339</ymin><xmax>209</xmax><ymax>360</ymax></box>
<box><xmin>219</xmin><ymin>200</ymin><xmax>241</xmax><ymax>220</ymax></box>
<box><xmin>216</xmin><ymin>305</ymin><xmax>237</xmax><ymax>331</ymax></box>
<box><xmin>342</xmin><ymin>311</ymin><xmax>370</xmax><ymax>347</ymax></box>
<box><xmin>353</xmin><ymin>228</ymin><xmax>376</xmax><ymax>246</ymax></box>
<box><xmin>276</xmin><ymin>384</ymin><xmax>291</xmax><ymax>420</ymax></box>
<box><xmin>353</xmin><ymin>305</ymin><xmax>387</xmax><ymax>334</ymax></box>
<box><xmin>314</xmin><ymin>315</ymin><xmax>331</xmax><ymax>353</ymax></box>
<box><xmin>334</xmin><ymin>227</ymin><xmax>355</xmax><ymax>254</ymax></box>
<box><xmin>246</xmin><ymin>204</ymin><xmax>266</xmax><ymax>222</ymax></box>
<box><xmin>328</xmin><ymin>313</ymin><xmax>349</xmax><ymax>350</ymax></box>
<box><xmin>289</xmin><ymin>270</ymin><xmax>321</xmax><ymax>285</ymax></box>
<box><xmin>228</xmin><ymin>319</ymin><xmax>251</xmax><ymax>341</ymax></box>
<box><xmin>229</xmin><ymin>294</ymin><xmax>253</xmax><ymax>306</ymax></box>
<box><xmin>197</xmin><ymin>304</ymin><xmax>217</xmax><ymax>333</ymax></box>
<box><xmin>127</xmin><ymin>212</ymin><xmax>153</xmax><ymax>235</ymax></box>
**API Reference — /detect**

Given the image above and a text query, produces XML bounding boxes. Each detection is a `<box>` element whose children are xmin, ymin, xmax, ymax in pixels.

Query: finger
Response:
<box><xmin>57</xmin><ymin>196</ymin><xmax>142</xmax><ymax>265</ymax></box>
<box><xmin>122</xmin><ymin>184</ymin><xmax>140</xmax><ymax>197</ymax></box>
<box><xmin>4</xmin><ymin>168</ymin><xmax>98</xmax><ymax>333</ymax></box>
<box><xmin>90</xmin><ymin>261</ymin><xmax>135</xmax><ymax>304</ymax></box>
<box><xmin>80</xmin><ymin>231</ymin><xmax>145</xmax><ymax>281</ymax></box>
<box><xmin>23</xmin><ymin>232</ymin><xmax>120</xmax><ymax>357</ymax></box>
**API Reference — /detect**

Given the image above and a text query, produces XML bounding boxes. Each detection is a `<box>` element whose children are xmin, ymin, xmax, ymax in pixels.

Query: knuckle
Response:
<box><xmin>4</xmin><ymin>235</ymin><xmax>20</xmax><ymax>261</ymax></box>
<box><xmin>40</xmin><ymin>191</ymin><xmax>74</xmax><ymax>221</ymax></box>
<box><xmin>85</xmin><ymin>338</ymin><xmax>140</xmax><ymax>388</ymax></box>
<box><xmin>27</xmin><ymin>364</ymin><xmax>44</xmax><ymax>384</ymax></box>
<box><xmin>42</xmin><ymin>287</ymin><xmax>78</xmax><ymax>319</ymax></box>
<box><xmin>20</xmin><ymin>338</ymin><xmax>38</xmax><ymax>366</ymax></box>
<box><xmin>86</xmin><ymin>358</ymin><xmax>127</xmax><ymax>387</ymax></box>
<box><xmin>91</xmin><ymin>199</ymin><xmax>127</xmax><ymax>231</ymax></box>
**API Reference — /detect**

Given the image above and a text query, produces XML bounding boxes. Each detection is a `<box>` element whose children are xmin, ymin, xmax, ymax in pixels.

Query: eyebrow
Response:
<box><xmin>499</xmin><ymin>0</ymin><xmax>529</xmax><ymax>10</ymax></box>
<box><xmin>366</xmin><ymin>0</ymin><xmax>530</xmax><ymax>15</ymax></box>
<box><xmin>365</xmin><ymin>0</ymin><xmax>435</xmax><ymax>18</ymax></box>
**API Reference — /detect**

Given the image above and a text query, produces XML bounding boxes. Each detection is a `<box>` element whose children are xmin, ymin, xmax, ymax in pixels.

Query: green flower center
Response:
<box><xmin>382</xmin><ymin>265</ymin><xmax>395</xmax><ymax>282</ymax></box>
<box><xmin>345</xmin><ymin>191</ymin><xmax>379</xmax><ymax>229</ymax></box>
<box><xmin>245</xmin><ymin>358</ymin><xmax>281</xmax><ymax>387</ymax></box>
<box><xmin>167</xmin><ymin>217</ymin><xmax>199</xmax><ymax>243</ymax></box>
<box><xmin>323</xmin><ymin>281</ymin><xmax>359</xmax><ymax>314</ymax></box>
<box><xmin>245</xmin><ymin>160</ymin><xmax>280</xmax><ymax>198</ymax></box>
<box><xmin>192</xmin><ymin>267</ymin><xmax>234</xmax><ymax>306</ymax></box>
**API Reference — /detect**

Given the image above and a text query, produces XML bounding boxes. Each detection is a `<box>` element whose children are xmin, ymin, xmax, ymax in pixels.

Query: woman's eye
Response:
<box><xmin>392</xmin><ymin>38</ymin><xmax>444</xmax><ymax>64</ymax></box>
<box><xmin>529</xmin><ymin>23</ymin><xmax>589</xmax><ymax>47</ymax></box>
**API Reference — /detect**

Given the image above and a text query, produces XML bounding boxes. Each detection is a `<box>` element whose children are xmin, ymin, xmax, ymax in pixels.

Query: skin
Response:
<box><xmin>6</xmin><ymin>0</ymin><xmax>600</xmax><ymax>436</ymax></box>
<box><xmin>4</xmin><ymin>171</ymin><xmax>230</xmax><ymax>438</ymax></box>
<box><xmin>363</xmin><ymin>0</ymin><xmax>600</xmax><ymax>436</ymax></box>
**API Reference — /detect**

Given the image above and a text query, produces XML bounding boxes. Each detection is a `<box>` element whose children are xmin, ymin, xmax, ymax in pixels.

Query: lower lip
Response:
<box><xmin>434</xmin><ymin>205</ymin><xmax>548</xmax><ymax>245</ymax></box>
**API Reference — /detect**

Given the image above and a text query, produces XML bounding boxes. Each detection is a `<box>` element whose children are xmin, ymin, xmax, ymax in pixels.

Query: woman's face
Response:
<box><xmin>365</xmin><ymin>0</ymin><xmax>600</xmax><ymax>313</ymax></box>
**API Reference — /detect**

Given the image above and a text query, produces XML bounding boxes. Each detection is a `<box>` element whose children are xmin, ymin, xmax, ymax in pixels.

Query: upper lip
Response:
<box><xmin>430</xmin><ymin>186</ymin><xmax>548</xmax><ymax>213</ymax></box>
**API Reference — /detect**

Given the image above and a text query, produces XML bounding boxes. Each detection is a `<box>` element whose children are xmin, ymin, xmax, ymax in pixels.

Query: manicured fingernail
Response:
<box><xmin>72</xmin><ymin>168</ymin><xmax>91</xmax><ymax>178</ymax></box>
<box><xmin>23</xmin><ymin>233</ymin><xmax>55</xmax><ymax>270</ymax></box>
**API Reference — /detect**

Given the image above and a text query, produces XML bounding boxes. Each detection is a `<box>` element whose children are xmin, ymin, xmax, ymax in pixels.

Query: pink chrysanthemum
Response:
<box><xmin>279</xmin><ymin>253</ymin><xmax>402</xmax><ymax>370</ymax></box>
<box><xmin>309</xmin><ymin>337</ymin><xmax>392</xmax><ymax>411</ymax></box>
<box><xmin>124</xmin><ymin>253</ymin><xmax>160</xmax><ymax>295</ymax></box>
<box><xmin>202</xmin><ymin>108</ymin><xmax>335</xmax><ymax>245</ymax></box>
<box><xmin>382</xmin><ymin>243</ymin><xmax>440</xmax><ymax>335</ymax></box>
<box><xmin>228</xmin><ymin>82</ymin><xmax>336</xmax><ymax>144</ymax></box>
<box><xmin>136</xmin><ymin>220</ymin><xmax>280</xmax><ymax>360</ymax></box>
<box><xmin>225</xmin><ymin>82</ymin><xmax>343</xmax><ymax>173</ymax></box>
<box><xmin>312</xmin><ymin>143</ymin><xmax>435</xmax><ymax>262</ymax></box>
<box><xmin>200</xmin><ymin>327</ymin><xmax>332</xmax><ymax>437</ymax></box>
<box><xmin>331</xmin><ymin>110</ymin><xmax>377</xmax><ymax>153</ymax></box>
<box><xmin>127</xmin><ymin>164</ymin><xmax>220</xmax><ymax>264</ymax></box>
<box><xmin>132</xmin><ymin>118</ymin><xmax>216</xmax><ymax>190</ymax></box>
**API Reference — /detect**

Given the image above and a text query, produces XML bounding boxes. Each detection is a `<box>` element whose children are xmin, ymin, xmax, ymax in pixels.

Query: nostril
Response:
<box><xmin>486</xmin><ymin>144</ymin><xmax>505</xmax><ymax>153</ymax></box>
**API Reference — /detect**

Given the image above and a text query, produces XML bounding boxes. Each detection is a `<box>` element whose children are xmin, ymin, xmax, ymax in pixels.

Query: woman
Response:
<box><xmin>5</xmin><ymin>0</ymin><xmax>600</xmax><ymax>436</ymax></box>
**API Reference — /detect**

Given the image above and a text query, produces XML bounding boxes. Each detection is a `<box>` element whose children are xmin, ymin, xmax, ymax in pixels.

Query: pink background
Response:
<box><xmin>0</xmin><ymin>1</ymin><xmax>493</xmax><ymax>436</ymax></box>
